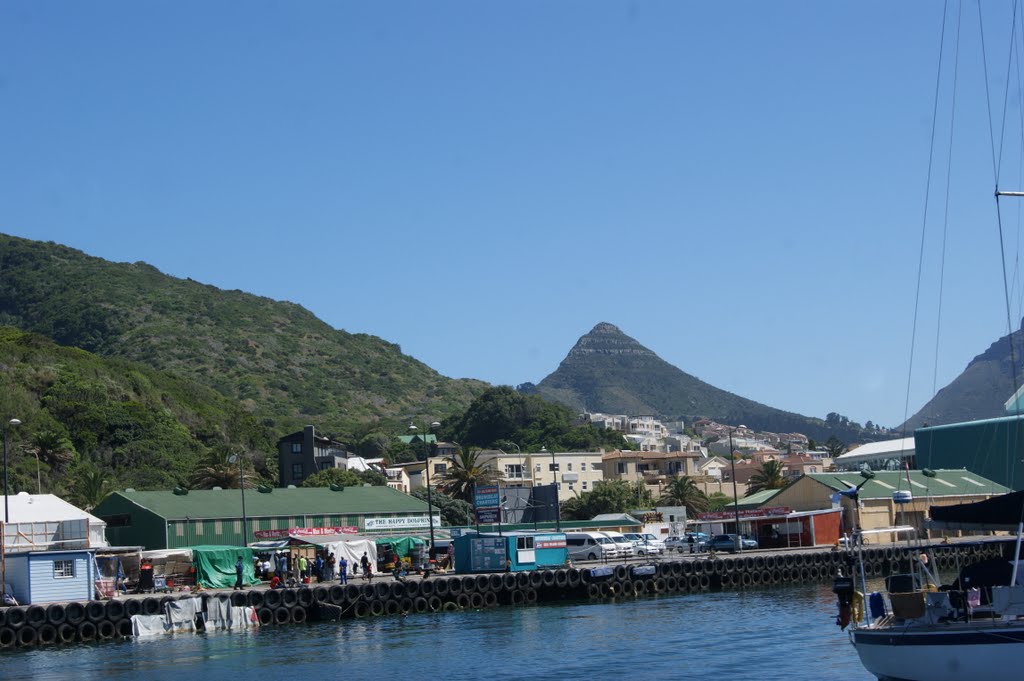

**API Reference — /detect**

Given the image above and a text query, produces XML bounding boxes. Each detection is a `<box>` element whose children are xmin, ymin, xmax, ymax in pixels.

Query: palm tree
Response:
<box><xmin>69</xmin><ymin>464</ymin><xmax>114</xmax><ymax>511</ymax></box>
<box><xmin>658</xmin><ymin>475</ymin><xmax>709</xmax><ymax>517</ymax></box>
<box><xmin>436</xmin><ymin>448</ymin><xmax>498</xmax><ymax>503</ymax></box>
<box><xmin>746</xmin><ymin>460</ymin><xmax>787</xmax><ymax>495</ymax></box>
<box><xmin>189</xmin><ymin>447</ymin><xmax>257</xmax><ymax>490</ymax></box>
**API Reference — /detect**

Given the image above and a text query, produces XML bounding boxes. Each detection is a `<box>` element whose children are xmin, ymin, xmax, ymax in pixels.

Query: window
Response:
<box><xmin>214</xmin><ymin>520</ymin><xmax>222</xmax><ymax>535</ymax></box>
<box><xmin>53</xmin><ymin>560</ymin><xmax>75</xmax><ymax>579</ymax></box>
<box><xmin>568</xmin><ymin>483</ymin><xmax>574</xmax><ymax>491</ymax></box>
<box><xmin>434</xmin><ymin>463</ymin><xmax>447</xmax><ymax>474</ymax></box>
<box><xmin>291</xmin><ymin>443</ymin><xmax>302</xmax><ymax>453</ymax></box>
<box><xmin>195</xmin><ymin>522</ymin><xmax>203</xmax><ymax>536</ymax></box>
<box><xmin>616</xmin><ymin>462</ymin><xmax>627</xmax><ymax>474</ymax></box>
<box><xmin>505</xmin><ymin>464</ymin><xmax>523</xmax><ymax>479</ymax></box>
<box><xmin>567</xmin><ymin>463</ymin><xmax>573</xmax><ymax>471</ymax></box>
<box><xmin>175</xmin><ymin>523</ymin><xmax>184</xmax><ymax>537</ymax></box>
<box><xmin>234</xmin><ymin>520</ymin><xmax>242</xmax><ymax>533</ymax></box>
<box><xmin>582</xmin><ymin>481</ymin><xmax>588</xmax><ymax>490</ymax></box>
<box><xmin>591</xmin><ymin>462</ymin><xmax>601</xmax><ymax>471</ymax></box>
<box><xmin>548</xmin><ymin>463</ymin><xmax>560</xmax><ymax>472</ymax></box>
<box><xmin>516</xmin><ymin>536</ymin><xmax>534</xmax><ymax>550</ymax></box>
<box><xmin>292</xmin><ymin>463</ymin><xmax>304</xmax><ymax>480</ymax></box>
<box><xmin>535</xmin><ymin>464</ymin><xmax>541</xmax><ymax>472</ymax></box>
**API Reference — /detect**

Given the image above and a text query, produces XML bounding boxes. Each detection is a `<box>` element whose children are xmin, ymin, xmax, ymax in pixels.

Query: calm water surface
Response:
<box><xmin>3</xmin><ymin>583</ymin><xmax>873</xmax><ymax>681</ymax></box>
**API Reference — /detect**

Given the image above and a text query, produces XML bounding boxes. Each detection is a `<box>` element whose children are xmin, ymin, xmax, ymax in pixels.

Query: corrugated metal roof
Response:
<box><xmin>917</xmin><ymin>413</ymin><xmax>1024</xmax><ymax>433</ymax></box>
<box><xmin>0</xmin><ymin>493</ymin><xmax>103</xmax><ymax>524</ymax></box>
<box><xmin>805</xmin><ymin>470</ymin><xmax>1010</xmax><ymax>500</ymax></box>
<box><xmin>835</xmin><ymin>437</ymin><xmax>915</xmax><ymax>461</ymax></box>
<box><xmin>734</xmin><ymin>489</ymin><xmax>782</xmax><ymax>507</ymax></box>
<box><xmin>112</xmin><ymin>486</ymin><xmax>429</xmax><ymax>520</ymax></box>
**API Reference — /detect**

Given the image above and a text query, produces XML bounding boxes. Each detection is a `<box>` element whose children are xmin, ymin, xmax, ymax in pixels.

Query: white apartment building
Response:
<box><xmin>529</xmin><ymin>451</ymin><xmax>606</xmax><ymax>503</ymax></box>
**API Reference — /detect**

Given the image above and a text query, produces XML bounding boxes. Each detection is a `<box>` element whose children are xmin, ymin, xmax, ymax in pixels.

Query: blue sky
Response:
<box><xmin>2</xmin><ymin>1</ymin><xmax>1022</xmax><ymax>430</ymax></box>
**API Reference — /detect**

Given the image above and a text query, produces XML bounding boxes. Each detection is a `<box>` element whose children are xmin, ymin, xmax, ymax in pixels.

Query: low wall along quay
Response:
<box><xmin>0</xmin><ymin>541</ymin><xmax>1005</xmax><ymax>649</ymax></box>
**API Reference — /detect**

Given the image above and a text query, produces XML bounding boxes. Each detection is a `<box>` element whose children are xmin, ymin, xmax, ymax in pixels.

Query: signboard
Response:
<box><xmin>697</xmin><ymin>506</ymin><xmax>791</xmax><ymax>521</ymax></box>
<box><xmin>469</xmin><ymin>536</ymin><xmax>507</xmax><ymax>572</ymax></box>
<box><xmin>533</xmin><ymin>534</ymin><xmax>566</xmax><ymax>549</ymax></box>
<box><xmin>253</xmin><ymin>526</ymin><xmax>358</xmax><ymax>539</ymax></box>
<box><xmin>475</xmin><ymin>508</ymin><xmax>500</xmax><ymax>524</ymax></box>
<box><xmin>474</xmin><ymin>485</ymin><xmax>500</xmax><ymax>509</ymax></box>
<box><xmin>364</xmin><ymin>515</ymin><xmax>441</xmax><ymax>530</ymax></box>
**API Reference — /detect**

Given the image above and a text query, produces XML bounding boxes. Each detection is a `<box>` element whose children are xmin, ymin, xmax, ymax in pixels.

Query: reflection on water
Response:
<box><xmin>3</xmin><ymin>583</ymin><xmax>874</xmax><ymax>681</ymax></box>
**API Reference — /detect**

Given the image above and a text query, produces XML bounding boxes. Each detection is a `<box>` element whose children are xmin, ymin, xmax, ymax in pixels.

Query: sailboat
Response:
<box><xmin>842</xmin><ymin>490</ymin><xmax>1024</xmax><ymax>681</ymax></box>
<box><xmin>838</xmin><ymin>3</ymin><xmax>1024</xmax><ymax>679</ymax></box>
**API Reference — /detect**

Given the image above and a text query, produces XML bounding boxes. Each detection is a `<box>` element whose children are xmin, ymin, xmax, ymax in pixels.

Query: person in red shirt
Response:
<box><xmin>269</xmin><ymin>574</ymin><xmax>281</xmax><ymax>589</ymax></box>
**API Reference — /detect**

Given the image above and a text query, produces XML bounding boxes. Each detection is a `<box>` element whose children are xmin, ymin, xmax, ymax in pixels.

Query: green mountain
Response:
<box><xmin>901</xmin><ymin>320</ymin><xmax>1024</xmax><ymax>431</ymax></box>
<box><xmin>0</xmin><ymin>234</ymin><xmax>487</xmax><ymax>437</ymax></box>
<box><xmin>0</xmin><ymin>326</ymin><xmax>275</xmax><ymax>494</ymax></box>
<box><xmin>535</xmin><ymin>322</ymin><xmax>868</xmax><ymax>443</ymax></box>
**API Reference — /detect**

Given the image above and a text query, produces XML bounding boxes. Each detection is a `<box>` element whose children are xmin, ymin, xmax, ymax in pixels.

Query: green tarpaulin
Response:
<box><xmin>190</xmin><ymin>545</ymin><xmax>259</xmax><ymax>589</ymax></box>
<box><xmin>375</xmin><ymin>536</ymin><xmax>425</xmax><ymax>558</ymax></box>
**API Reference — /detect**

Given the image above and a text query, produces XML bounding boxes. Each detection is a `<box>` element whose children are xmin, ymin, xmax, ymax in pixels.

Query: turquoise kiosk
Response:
<box><xmin>453</xmin><ymin>531</ymin><xmax>567</xmax><ymax>574</ymax></box>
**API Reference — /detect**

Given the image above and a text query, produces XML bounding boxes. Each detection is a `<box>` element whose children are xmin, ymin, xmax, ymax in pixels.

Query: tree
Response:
<box><xmin>67</xmin><ymin>461</ymin><xmax>114</xmax><ymax>511</ymax></box>
<box><xmin>824</xmin><ymin>436</ymin><xmax>847</xmax><ymax>459</ymax></box>
<box><xmin>746</xmin><ymin>460</ymin><xmax>787</xmax><ymax>495</ymax></box>
<box><xmin>659</xmin><ymin>476</ymin><xmax>709</xmax><ymax>517</ymax></box>
<box><xmin>559</xmin><ymin>480</ymin><xmax>641</xmax><ymax>520</ymax></box>
<box><xmin>706</xmin><ymin>492</ymin><xmax>731</xmax><ymax>511</ymax></box>
<box><xmin>355</xmin><ymin>432</ymin><xmax>392</xmax><ymax>460</ymax></box>
<box><xmin>189</xmin><ymin>447</ymin><xmax>255</xmax><ymax>490</ymax></box>
<box><xmin>301</xmin><ymin>468</ymin><xmax>362</xmax><ymax>488</ymax></box>
<box><xmin>411</xmin><ymin>488</ymin><xmax>473</xmax><ymax>526</ymax></box>
<box><xmin>358</xmin><ymin>469</ymin><xmax>387</xmax><ymax>486</ymax></box>
<box><xmin>437</xmin><ymin>449</ymin><xmax>498</xmax><ymax>503</ymax></box>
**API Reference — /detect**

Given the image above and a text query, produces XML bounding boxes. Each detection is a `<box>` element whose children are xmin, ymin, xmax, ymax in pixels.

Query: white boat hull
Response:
<box><xmin>851</xmin><ymin>624</ymin><xmax>1024</xmax><ymax>681</ymax></box>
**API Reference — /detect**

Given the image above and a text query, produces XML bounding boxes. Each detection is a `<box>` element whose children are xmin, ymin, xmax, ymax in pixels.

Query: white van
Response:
<box><xmin>565</xmin><ymin>532</ymin><xmax>619</xmax><ymax>561</ymax></box>
<box><xmin>600</xmin><ymin>531</ymin><xmax>636</xmax><ymax>558</ymax></box>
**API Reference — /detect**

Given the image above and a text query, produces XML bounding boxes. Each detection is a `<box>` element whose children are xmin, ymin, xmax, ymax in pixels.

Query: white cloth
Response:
<box><xmin>229</xmin><ymin>606</ymin><xmax>258</xmax><ymax>630</ymax></box>
<box><xmin>131</xmin><ymin>614</ymin><xmax>170</xmax><ymax>637</ymax></box>
<box><xmin>164</xmin><ymin>597</ymin><xmax>203</xmax><ymax>633</ymax></box>
<box><xmin>205</xmin><ymin>597</ymin><xmax>232</xmax><ymax>630</ymax></box>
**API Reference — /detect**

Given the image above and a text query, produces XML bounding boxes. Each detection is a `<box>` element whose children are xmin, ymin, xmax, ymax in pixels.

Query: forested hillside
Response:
<box><xmin>0</xmin><ymin>235</ymin><xmax>487</xmax><ymax>436</ymax></box>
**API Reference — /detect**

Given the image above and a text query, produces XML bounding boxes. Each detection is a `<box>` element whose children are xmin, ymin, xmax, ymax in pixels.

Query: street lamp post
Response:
<box><xmin>729</xmin><ymin>426</ymin><xmax>744</xmax><ymax>552</ymax></box>
<box><xmin>229</xmin><ymin>452</ymin><xmax>249</xmax><ymax>547</ymax></box>
<box><xmin>409</xmin><ymin>421</ymin><xmax>440</xmax><ymax>559</ymax></box>
<box><xmin>3</xmin><ymin>419</ymin><xmax>22</xmax><ymax>522</ymax></box>
<box><xmin>541</xmin><ymin>446</ymin><xmax>560</xmax><ymax>531</ymax></box>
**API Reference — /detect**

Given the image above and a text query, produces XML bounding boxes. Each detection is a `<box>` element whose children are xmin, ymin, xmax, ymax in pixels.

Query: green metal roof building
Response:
<box><xmin>914</xmin><ymin>415</ymin><xmax>1024</xmax><ymax>491</ymax></box>
<box><xmin>93</xmin><ymin>486</ymin><xmax>432</xmax><ymax>550</ymax></box>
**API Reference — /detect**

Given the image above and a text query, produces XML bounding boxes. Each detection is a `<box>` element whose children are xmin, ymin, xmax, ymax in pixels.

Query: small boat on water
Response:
<box><xmin>839</xmin><ymin>490</ymin><xmax>1024</xmax><ymax>681</ymax></box>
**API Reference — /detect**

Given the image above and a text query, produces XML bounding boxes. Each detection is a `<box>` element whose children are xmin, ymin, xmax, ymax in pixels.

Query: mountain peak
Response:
<box><xmin>588</xmin><ymin>322</ymin><xmax>624</xmax><ymax>335</ymax></box>
<box><xmin>569</xmin><ymin>323</ymin><xmax>655</xmax><ymax>359</ymax></box>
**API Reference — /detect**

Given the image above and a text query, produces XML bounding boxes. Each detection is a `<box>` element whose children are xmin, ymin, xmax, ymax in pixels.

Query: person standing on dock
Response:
<box><xmin>339</xmin><ymin>557</ymin><xmax>348</xmax><ymax>584</ymax></box>
<box><xmin>234</xmin><ymin>556</ymin><xmax>245</xmax><ymax>591</ymax></box>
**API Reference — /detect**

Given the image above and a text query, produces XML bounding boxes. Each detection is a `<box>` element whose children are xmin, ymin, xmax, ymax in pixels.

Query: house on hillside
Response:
<box><xmin>276</xmin><ymin>425</ymin><xmax>350</xmax><ymax>487</ymax></box>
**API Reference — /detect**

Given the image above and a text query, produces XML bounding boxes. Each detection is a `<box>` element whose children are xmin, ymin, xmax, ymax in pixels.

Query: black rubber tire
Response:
<box><xmin>665</xmin><ymin>576</ymin><xmax>679</xmax><ymax>591</ymax></box>
<box><xmin>0</xmin><ymin>627</ymin><xmax>14</xmax><ymax>648</ymax></box>
<box><xmin>489</xmin><ymin>574</ymin><xmax>505</xmax><ymax>592</ymax></box>
<box><xmin>427</xmin><ymin>596</ymin><xmax>443</xmax><ymax>612</ymax></box>
<box><xmin>140</xmin><ymin>598</ymin><xmax>160</xmax><ymax>617</ymax></box>
<box><xmin>345</xmin><ymin>584</ymin><xmax>362</xmax><ymax>600</ymax></box>
<box><xmin>474</xmin><ymin>574</ymin><xmax>489</xmax><ymax>592</ymax></box>
<box><xmin>513</xmin><ymin>589</ymin><xmax>530</xmax><ymax>604</ymax></box>
<box><xmin>281</xmin><ymin>588</ymin><xmax>299</xmax><ymax>608</ymax></box>
<box><xmin>524</xmin><ymin>589</ymin><xmax>538</xmax><ymax>604</ymax></box>
<box><xmin>384</xmin><ymin>600</ymin><xmax>401</xmax><ymax>616</ymax></box>
<box><xmin>455</xmin><ymin>593</ymin><xmax>471</xmax><ymax>609</ymax></box>
<box><xmin>17</xmin><ymin>626</ymin><xmax>37</xmax><ymax>647</ymax></box>
<box><xmin>398</xmin><ymin>597</ymin><xmax>413</xmax><ymax>613</ymax></box>
<box><xmin>257</xmin><ymin>608</ymin><xmax>274</xmax><ymax>626</ymax></box>
<box><xmin>25</xmin><ymin>605</ymin><xmax>46</xmax><ymax>627</ymax></box>
<box><xmin>35</xmin><ymin>623</ymin><xmax>57</xmax><ymax>645</ymax></box>
<box><xmin>248</xmin><ymin>590</ymin><xmax>265</xmax><ymax>608</ymax></box>
<box><xmin>554</xmin><ymin>570</ymin><xmax>569</xmax><ymax>587</ymax></box>
<box><xmin>447</xmin><ymin>578</ymin><xmax>463</xmax><ymax>595</ymax></box>
<box><xmin>125</xmin><ymin>599</ymin><xmax>142</xmax><ymax>617</ymax></box>
<box><xmin>97</xmin><ymin>619</ymin><xmax>116</xmax><ymax>640</ymax></box>
<box><xmin>86</xmin><ymin>600</ymin><xmax>107</xmax><ymax>623</ymax></box>
<box><xmin>313</xmin><ymin>586</ymin><xmax>329</xmax><ymax>603</ymax></box>
<box><xmin>391</xmin><ymin>582</ymin><xmax>407</xmax><ymax>599</ymax></box>
<box><xmin>57</xmin><ymin>623</ymin><xmax>76</xmax><ymax>644</ymax></box>
<box><xmin>413</xmin><ymin>597</ymin><xmax>429</xmax><ymax>613</ymax></box>
<box><xmin>329</xmin><ymin>585</ymin><xmax>346</xmax><ymax>605</ymax></box>
<box><xmin>483</xmin><ymin>591</ymin><xmax>498</xmax><ymax>607</ymax></box>
<box><xmin>469</xmin><ymin>592</ymin><xmax>484</xmax><ymax>609</ymax></box>
<box><xmin>404</xmin><ymin>581</ymin><xmax>420</xmax><ymax>598</ymax></box>
<box><xmin>297</xmin><ymin>588</ymin><xmax>315</xmax><ymax>608</ymax></box>
<box><xmin>587</xmin><ymin>583</ymin><xmax>601</xmax><ymax>599</ymax></box>
<box><xmin>418</xmin><ymin>580</ymin><xmax>434</xmax><ymax>597</ymax></box>
<box><xmin>274</xmin><ymin>607</ymin><xmax>291</xmax><ymax>625</ymax></box>
<box><xmin>433</xmin><ymin>579</ymin><xmax>450</xmax><ymax>597</ymax></box>
<box><xmin>263</xmin><ymin>589</ymin><xmax>283</xmax><ymax>608</ymax></box>
<box><xmin>291</xmin><ymin>606</ymin><xmax>307</xmax><ymax>624</ymax></box>
<box><xmin>529</xmin><ymin>571</ymin><xmax>544</xmax><ymax>588</ymax></box>
<box><xmin>352</xmin><ymin>601</ymin><xmax>369</xmax><ymax>618</ymax></box>
<box><xmin>567</xmin><ymin>569</ymin><xmax>582</xmax><ymax>588</ymax></box>
<box><xmin>230</xmin><ymin>591</ymin><xmax>248</xmax><ymax>607</ymax></box>
<box><xmin>106</xmin><ymin>599</ymin><xmax>126</xmax><ymax>622</ymax></box>
<box><xmin>368</xmin><ymin>600</ymin><xmax>385</xmax><ymax>617</ymax></box>
<box><xmin>116</xmin><ymin>618</ymin><xmax>134</xmax><ymax>637</ymax></box>
<box><xmin>462</xmin><ymin>576</ymin><xmax>477</xmax><ymax>592</ymax></box>
<box><xmin>62</xmin><ymin>602</ymin><xmax>84</xmax><ymax>625</ymax></box>
<box><xmin>77</xmin><ymin>621</ymin><xmax>97</xmax><ymax>641</ymax></box>
<box><xmin>44</xmin><ymin>603</ymin><xmax>66</xmax><ymax>626</ymax></box>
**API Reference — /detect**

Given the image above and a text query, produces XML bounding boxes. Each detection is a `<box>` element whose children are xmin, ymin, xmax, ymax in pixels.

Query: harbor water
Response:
<box><xmin>2</xmin><ymin>582</ymin><xmax>874</xmax><ymax>681</ymax></box>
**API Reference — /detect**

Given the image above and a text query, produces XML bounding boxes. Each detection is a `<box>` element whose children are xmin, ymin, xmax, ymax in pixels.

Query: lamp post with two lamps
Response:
<box><xmin>3</xmin><ymin>418</ymin><xmax>22</xmax><ymax>523</ymax></box>
<box><xmin>540</xmin><ymin>446</ymin><xmax>561</xmax><ymax>531</ymax></box>
<box><xmin>228</xmin><ymin>451</ymin><xmax>249</xmax><ymax>547</ymax></box>
<box><xmin>409</xmin><ymin>421</ymin><xmax>440</xmax><ymax>558</ymax></box>
<box><xmin>728</xmin><ymin>425</ymin><xmax>744</xmax><ymax>552</ymax></box>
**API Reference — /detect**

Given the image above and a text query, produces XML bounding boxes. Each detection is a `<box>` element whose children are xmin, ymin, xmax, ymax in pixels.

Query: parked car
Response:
<box><xmin>600</xmin><ymin>531</ymin><xmax>636</xmax><ymax>558</ymax></box>
<box><xmin>623</xmin><ymin>533</ymin><xmax>665</xmax><ymax>555</ymax></box>
<box><xmin>705</xmin><ymin>534</ymin><xmax>759</xmax><ymax>553</ymax></box>
<box><xmin>665</xmin><ymin>534</ymin><xmax>706</xmax><ymax>553</ymax></box>
<box><xmin>565</xmin><ymin>532</ymin><xmax>619</xmax><ymax>561</ymax></box>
